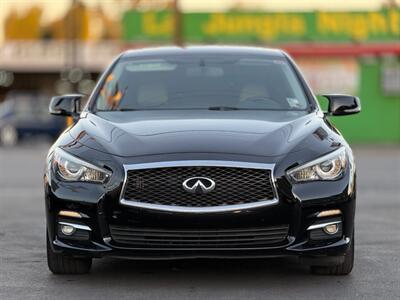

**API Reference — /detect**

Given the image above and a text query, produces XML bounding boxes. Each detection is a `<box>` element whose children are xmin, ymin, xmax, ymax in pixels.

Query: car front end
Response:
<box><xmin>44</xmin><ymin>46</ymin><xmax>360</xmax><ymax>275</ymax></box>
<box><xmin>45</xmin><ymin>135</ymin><xmax>356</xmax><ymax>266</ymax></box>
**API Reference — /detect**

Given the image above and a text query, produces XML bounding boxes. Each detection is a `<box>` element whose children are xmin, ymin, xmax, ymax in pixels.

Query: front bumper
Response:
<box><xmin>45</xmin><ymin>166</ymin><xmax>355</xmax><ymax>264</ymax></box>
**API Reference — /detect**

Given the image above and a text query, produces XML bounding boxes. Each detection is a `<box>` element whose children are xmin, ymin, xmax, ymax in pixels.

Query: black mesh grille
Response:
<box><xmin>122</xmin><ymin>166</ymin><xmax>275</xmax><ymax>207</ymax></box>
<box><xmin>109</xmin><ymin>225</ymin><xmax>289</xmax><ymax>249</ymax></box>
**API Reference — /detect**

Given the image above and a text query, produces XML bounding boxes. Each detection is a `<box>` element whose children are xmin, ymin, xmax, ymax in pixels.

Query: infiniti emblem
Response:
<box><xmin>182</xmin><ymin>177</ymin><xmax>216</xmax><ymax>194</ymax></box>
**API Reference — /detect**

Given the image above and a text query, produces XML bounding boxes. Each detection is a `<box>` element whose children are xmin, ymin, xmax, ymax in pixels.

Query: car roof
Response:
<box><xmin>121</xmin><ymin>46</ymin><xmax>286</xmax><ymax>59</ymax></box>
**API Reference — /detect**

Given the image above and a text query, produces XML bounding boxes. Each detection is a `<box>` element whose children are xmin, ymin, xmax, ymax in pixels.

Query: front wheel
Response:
<box><xmin>310</xmin><ymin>231</ymin><xmax>354</xmax><ymax>276</ymax></box>
<box><xmin>47</xmin><ymin>233</ymin><xmax>92</xmax><ymax>274</ymax></box>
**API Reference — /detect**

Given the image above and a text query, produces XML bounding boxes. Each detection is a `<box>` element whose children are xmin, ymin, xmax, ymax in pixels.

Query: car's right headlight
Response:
<box><xmin>52</xmin><ymin>147</ymin><xmax>111</xmax><ymax>183</ymax></box>
<box><xmin>286</xmin><ymin>147</ymin><xmax>347</xmax><ymax>182</ymax></box>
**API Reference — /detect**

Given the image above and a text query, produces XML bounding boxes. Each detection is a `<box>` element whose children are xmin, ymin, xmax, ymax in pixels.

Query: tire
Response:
<box><xmin>310</xmin><ymin>231</ymin><xmax>354</xmax><ymax>276</ymax></box>
<box><xmin>47</xmin><ymin>233</ymin><xmax>92</xmax><ymax>274</ymax></box>
<box><xmin>0</xmin><ymin>125</ymin><xmax>18</xmax><ymax>146</ymax></box>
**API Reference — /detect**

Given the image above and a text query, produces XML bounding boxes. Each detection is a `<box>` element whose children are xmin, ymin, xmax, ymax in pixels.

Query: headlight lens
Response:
<box><xmin>287</xmin><ymin>147</ymin><xmax>347</xmax><ymax>182</ymax></box>
<box><xmin>52</xmin><ymin>148</ymin><xmax>111</xmax><ymax>183</ymax></box>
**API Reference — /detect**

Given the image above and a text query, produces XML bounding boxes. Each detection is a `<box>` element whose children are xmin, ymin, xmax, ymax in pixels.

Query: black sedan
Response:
<box><xmin>44</xmin><ymin>46</ymin><xmax>360</xmax><ymax>275</ymax></box>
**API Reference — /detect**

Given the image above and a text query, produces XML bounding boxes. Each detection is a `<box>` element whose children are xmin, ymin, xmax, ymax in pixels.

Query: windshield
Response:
<box><xmin>94</xmin><ymin>56</ymin><xmax>310</xmax><ymax>111</ymax></box>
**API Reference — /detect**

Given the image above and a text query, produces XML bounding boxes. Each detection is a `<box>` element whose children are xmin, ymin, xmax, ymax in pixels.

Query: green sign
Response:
<box><xmin>122</xmin><ymin>9</ymin><xmax>400</xmax><ymax>43</ymax></box>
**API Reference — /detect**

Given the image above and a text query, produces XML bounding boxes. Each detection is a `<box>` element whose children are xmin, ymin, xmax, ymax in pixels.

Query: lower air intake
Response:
<box><xmin>109</xmin><ymin>225</ymin><xmax>289</xmax><ymax>249</ymax></box>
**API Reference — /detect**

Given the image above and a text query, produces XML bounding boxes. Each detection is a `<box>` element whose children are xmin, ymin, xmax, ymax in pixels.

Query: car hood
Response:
<box><xmin>67</xmin><ymin>110</ymin><xmax>329</xmax><ymax>158</ymax></box>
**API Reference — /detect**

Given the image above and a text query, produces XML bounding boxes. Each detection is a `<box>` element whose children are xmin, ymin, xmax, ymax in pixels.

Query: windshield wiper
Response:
<box><xmin>96</xmin><ymin>108</ymin><xmax>138</xmax><ymax>112</ymax></box>
<box><xmin>208</xmin><ymin>106</ymin><xmax>240</xmax><ymax>111</ymax></box>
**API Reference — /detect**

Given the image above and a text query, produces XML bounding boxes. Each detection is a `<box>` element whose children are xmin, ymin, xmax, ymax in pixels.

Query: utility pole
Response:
<box><xmin>172</xmin><ymin>0</ymin><xmax>183</xmax><ymax>46</ymax></box>
<box><xmin>71</xmin><ymin>0</ymin><xmax>78</xmax><ymax>72</ymax></box>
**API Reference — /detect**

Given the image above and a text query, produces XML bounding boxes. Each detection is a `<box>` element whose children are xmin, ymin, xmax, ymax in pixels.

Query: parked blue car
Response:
<box><xmin>0</xmin><ymin>91</ymin><xmax>65</xmax><ymax>146</ymax></box>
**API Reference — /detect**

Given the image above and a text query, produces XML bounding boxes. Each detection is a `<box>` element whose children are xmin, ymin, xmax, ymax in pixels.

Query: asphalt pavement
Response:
<box><xmin>0</xmin><ymin>142</ymin><xmax>399</xmax><ymax>300</ymax></box>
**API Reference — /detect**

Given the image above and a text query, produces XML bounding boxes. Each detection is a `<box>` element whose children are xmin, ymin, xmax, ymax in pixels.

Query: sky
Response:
<box><xmin>0</xmin><ymin>0</ymin><xmax>399</xmax><ymax>42</ymax></box>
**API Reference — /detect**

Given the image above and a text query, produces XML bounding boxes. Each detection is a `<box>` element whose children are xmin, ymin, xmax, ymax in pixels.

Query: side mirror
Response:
<box><xmin>320</xmin><ymin>94</ymin><xmax>361</xmax><ymax>116</ymax></box>
<box><xmin>49</xmin><ymin>94</ymin><xmax>83</xmax><ymax>117</ymax></box>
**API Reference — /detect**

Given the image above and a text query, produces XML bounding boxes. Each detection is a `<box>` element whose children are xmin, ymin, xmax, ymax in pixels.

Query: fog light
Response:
<box><xmin>61</xmin><ymin>224</ymin><xmax>76</xmax><ymax>236</ymax></box>
<box><xmin>323</xmin><ymin>224</ymin><xmax>339</xmax><ymax>235</ymax></box>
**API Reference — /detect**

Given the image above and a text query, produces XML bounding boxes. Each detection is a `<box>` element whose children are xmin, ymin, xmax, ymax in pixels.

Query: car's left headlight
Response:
<box><xmin>52</xmin><ymin>147</ymin><xmax>111</xmax><ymax>183</ymax></box>
<box><xmin>287</xmin><ymin>147</ymin><xmax>347</xmax><ymax>182</ymax></box>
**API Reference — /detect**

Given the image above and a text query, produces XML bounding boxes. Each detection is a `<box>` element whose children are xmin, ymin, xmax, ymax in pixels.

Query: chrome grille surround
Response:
<box><xmin>119</xmin><ymin>161</ymin><xmax>278</xmax><ymax>213</ymax></box>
